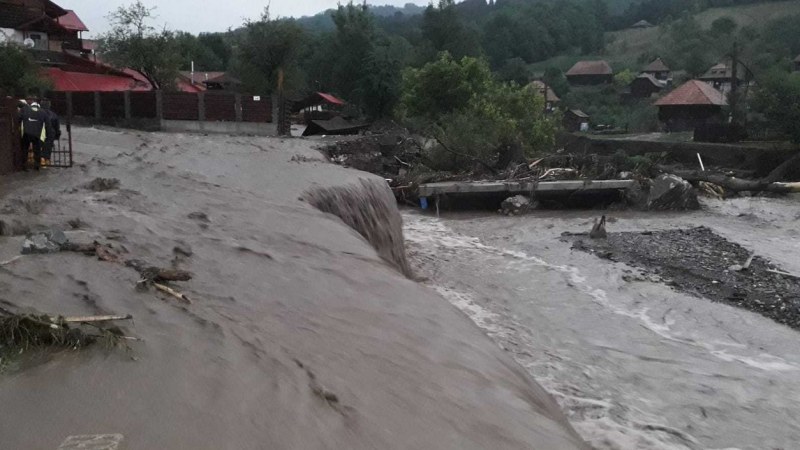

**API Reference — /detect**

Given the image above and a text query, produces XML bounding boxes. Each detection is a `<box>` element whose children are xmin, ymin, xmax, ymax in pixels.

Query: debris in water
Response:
<box><xmin>500</xmin><ymin>195</ymin><xmax>533</xmax><ymax>216</ymax></box>
<box><xmin>85</xmin><ymin>178</ymin><xmax>121</xmax><ymax>192</ymax></box>
<box><xmin>589</xmin><ymin>215</ymin><xmax>607</xmax><ymax>239</ymax></box>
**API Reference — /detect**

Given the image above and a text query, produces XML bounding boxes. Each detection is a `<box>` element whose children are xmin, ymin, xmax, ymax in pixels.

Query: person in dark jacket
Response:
<box><xmin>40</xmin><ymin>99</ymin><xmax>60</xmax><ymax>167</ymax></box>
<box><xmin>20</xmin><ymin>101</ymin><xmax>48</xmax><ymax>171</ymax></box>
<box><xmin>15</xmin><ymin>99</ymin><xmax>30</xmax><ymax>171</ymax></box>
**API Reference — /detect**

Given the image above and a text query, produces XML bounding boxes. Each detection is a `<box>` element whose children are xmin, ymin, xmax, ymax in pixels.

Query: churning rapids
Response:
<box><xmin>403</xmin><ymin>198</ymin><xmax>800</xmax><ymax>450</ymax></box>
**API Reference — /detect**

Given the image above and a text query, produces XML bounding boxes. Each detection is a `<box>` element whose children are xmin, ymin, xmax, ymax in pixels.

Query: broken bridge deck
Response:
<box><xmin>417</xmin><ymin>179</ymin><xmax>636</xmax><ymax>197</ymax></box>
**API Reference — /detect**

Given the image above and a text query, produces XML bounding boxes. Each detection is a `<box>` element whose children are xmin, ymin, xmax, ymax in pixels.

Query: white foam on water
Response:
<box><xmin>404</xmin><ymin>213</ymin><xmax>799</xmax><ymax>373</ymax></box>
<box><xmin>403</xmin><ymin>212</ymin><xmax>799</xmax><ymax>449</ymax></box>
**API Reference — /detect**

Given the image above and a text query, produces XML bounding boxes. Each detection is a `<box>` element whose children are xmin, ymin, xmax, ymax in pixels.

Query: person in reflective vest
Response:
<box><xmin>20</xmin><ymin>101</ymin><xmax>48</xmax><ymax>171</ymax></box>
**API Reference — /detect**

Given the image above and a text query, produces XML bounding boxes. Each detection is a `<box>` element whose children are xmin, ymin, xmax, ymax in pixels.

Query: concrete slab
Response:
<box><xmin>417</xmin><ymin>180</ymin><xmax>635</xmax><ymax>197</ymax></box>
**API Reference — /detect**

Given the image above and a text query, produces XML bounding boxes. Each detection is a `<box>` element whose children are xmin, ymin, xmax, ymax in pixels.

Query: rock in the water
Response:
<box><xmin>47</xmin><ymin>230</ymin><xmax>68</xmax><ymax>246</ymax></box>
<box><xmin>501</xmin><ymin>195</ymin><xmax>532</xmax><ymax>215</ymax></box>
<box><xmin>22</xmin><ymin>233</ymin><xmax>61</xmax><ymax>254</ymax></box>
<box><xmin>647</xmin><ymin>174</ymin><xmax>700</xmax><ymax>210</ymax></box>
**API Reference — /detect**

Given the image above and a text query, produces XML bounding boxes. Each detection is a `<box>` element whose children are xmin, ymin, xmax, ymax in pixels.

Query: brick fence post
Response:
<box><xmin>234</xmin><ymin>93</ymin><xmax>242</xmax><ymax>122</ymax></box>
<box><xmin>65</xmin><ymin>92</ymin><xmax>73</xmax><ymax>120</ymax></box>
<box><xmin>198</xmin><ymin>93</ymin><xmax>205</xmax><ymax>121</ymax></box>
<box><xmin>123</xmin><ymin>91</ymin><xmax>131</xmax><ymax>120</ymax></box>
<box><xmin>155</xmin><ymin>91</ymin><xmax>163</xmax><ymax>120</ymax></box>
<box><xmin>93</xmin><ymin>92</ymin><xmax>101</xmax><ymax>120</ymax></box>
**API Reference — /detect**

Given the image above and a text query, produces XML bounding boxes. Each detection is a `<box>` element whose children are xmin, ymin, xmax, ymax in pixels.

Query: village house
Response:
<box><xmin>654</xmin><ymin>80</ymin><xmax>726</xmax><ymax>131</ymax></box>
<box><xmin>630</xmin><ymin>73</ymin><xmax>667</xmax><ymax>98</ymax></box>
<box><xmin>698</xmin><ymin>61</ymin><xmax>747</xmax><ymax>96</ymax></box>
<box><xmin>563</xmin><ymin>109</ymin><xmax>590</xmax><ymax>132</ymax></box>
<box><xmin>642</xmin><ymin>58</ymin><xmax>671</xmax><ymax>81</ymax></box>
<box><xmin>0</xmin><ymin>0</ymin><xmax>152</xmax><ymax>92</ymax></box>
<box><xmin>565</xmin><ymin>60</ymin><xmax>613</xmax><ymax>85</ymax></box>
<box><xmin>528</xmin><ymin>80</ymin><xmax>560</xmax><ymax>111</ymax></box>
<box><xmin>177</xmin><ymin>71</ymin><xmax>243</xmax><ymax>92</ymax></box>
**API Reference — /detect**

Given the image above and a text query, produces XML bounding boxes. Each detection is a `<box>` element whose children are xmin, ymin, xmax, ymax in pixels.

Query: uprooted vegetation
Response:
<box><xmin>325</xmin><ymin>119</ymin><xmax>800</xmax><ymax>211</ymax></box>
<box><xmin>0</xmin><ymin>307</ymin><xmax>132</xmax><ymax>373</ymax></box>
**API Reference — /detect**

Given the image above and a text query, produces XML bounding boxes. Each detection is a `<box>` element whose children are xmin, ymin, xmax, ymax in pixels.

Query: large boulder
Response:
<box><xmin>500</xmin><ymin>195</ymin><xmax>533</xmax><ymax>215</ymax></box>
<box><xmin>647</xmin><ymin>174</ymin><xmax>700</xmax><ymax>210</ymax></box>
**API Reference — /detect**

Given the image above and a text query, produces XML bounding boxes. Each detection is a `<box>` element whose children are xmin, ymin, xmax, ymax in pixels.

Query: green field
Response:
<box><xmin>529</xmin><ymin>0</ymin><xmax>800</xmax><ymax>74</ymax></box>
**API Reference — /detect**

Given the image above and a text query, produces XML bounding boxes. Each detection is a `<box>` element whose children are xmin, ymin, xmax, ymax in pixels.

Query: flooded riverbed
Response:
<box><xmin>403</xmin><ymin>197</ymin><xmax>800</xmax><ymax>450</ymax></box>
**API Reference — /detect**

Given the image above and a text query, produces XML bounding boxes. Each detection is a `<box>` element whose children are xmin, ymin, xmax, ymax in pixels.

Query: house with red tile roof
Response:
<box><xmin>0</xmin><ymin>0</ymin><xmax>153</xmax><ymax>92</ymax></box>
<box><xmin>654</xmin><ymin>80</ymin><xmax>727</xmax><ymax>131</ymax></box>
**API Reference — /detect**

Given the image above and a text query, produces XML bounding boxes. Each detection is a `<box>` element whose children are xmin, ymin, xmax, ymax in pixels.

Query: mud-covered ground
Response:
<box><xmin>567</xmin><ymin>226</ymin><xmax>800</xmax><ymax>329</ymax></box>
<box><xmin>0</xmin><ymin>127</ymin><xmax>586</xmax><ymax>449</ymax></box>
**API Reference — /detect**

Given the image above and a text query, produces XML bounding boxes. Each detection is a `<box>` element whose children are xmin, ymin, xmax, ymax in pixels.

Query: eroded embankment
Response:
<box><xmin>305</xmin><ymin>179</ymin><xmax>412</xmax><ymax>277</ymax></box>
<box><xmin>0</xmin><ymin>128</ymin><xmax>589</xmax><ymax>450</ymax></box>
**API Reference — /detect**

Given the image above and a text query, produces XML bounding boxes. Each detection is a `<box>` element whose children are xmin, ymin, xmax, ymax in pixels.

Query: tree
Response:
<box><xmin>710</xmin><ymin>16</ymin><xmax>737</xmax><ymax>36</ymax></box>
<box><xmin>753</xmin><ymin>70</ymin><xmax>800</xmax><ymax>143</ymax></box>
<box><xmin>421</xmin><ymin>0</ymin><xmax>481</xmax><ymax>60</ymax></box>
<box><xmin>497</xmin><ymin>58</ymin><xmax>531</xmax><ymax>86</ymax></box>
<box><xmin>360</xmin><ymin>36</ymin><xmax>410</xmax><ymax>118</ymax></box>
<box><xmin>329</xmin><ymin>2</ymin><xmax>375</xmax><ymax>103</ymax></box>
<box><xmin>399</xmin><ymin>53</ymin><xmax>493</xmax><ymax>120</ymax></box>
<box><xmin>400</xmin><ymin>54</ymin><xmax>559</xmax><ymax>170</ymax></box>
<box><xmin>174</xmin><ymin>32</ymin><xmax>223</xmax><ymax>71</ymax></box>
<box><xmin>662</xmin><ymin>16</ymin><xmax>716</xmax><ymax>76</ymax></box>
<box><xmin>98</xmin><ymin>1</ymin><xmax>180</xmax><ymax>89</ymax></box>
<box><xmin>198</xmin><ymin>33</ymin><xmax>232</xmax><ymax>69</ymax></box>
<box><xmin>236</xmin><ymin>8</ymin><xmax>307</xmax><ymax>93</ymax></box>
<box><xmin>543</xmin><ymin>67</ymin><xmax>569</xmax><ymax>97</ymax></box>
<box><xmin>613</xmin><ymin>69</ymin><xmax>636</xmax><ymax>87</ymax></box>
<box><xmin>0</xmin><ymin>43</ymin><xmax>48</xmax><ymax>95</ymax></box>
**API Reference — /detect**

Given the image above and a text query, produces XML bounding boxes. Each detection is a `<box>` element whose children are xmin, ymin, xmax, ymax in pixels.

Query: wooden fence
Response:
<box><xmin>47</xmin><ymin>91</ymin><xmax>273</xmax><ymax>124</ymax></box>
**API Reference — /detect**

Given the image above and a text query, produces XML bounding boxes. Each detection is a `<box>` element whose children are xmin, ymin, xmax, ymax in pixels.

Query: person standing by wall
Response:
<box><xmin>15</xmin><ymin>99</ymin><xmax>30</xmax><ymax>171</ymax></box>
<box><xmin>20</xmin><ymin>101</ymin><xmax>47</xmax><ymax>171</ymax></box>
<box><xmin>40</xmin><ymin>99</ymin><xmax>60</xmax><ymax>168</ymax></box>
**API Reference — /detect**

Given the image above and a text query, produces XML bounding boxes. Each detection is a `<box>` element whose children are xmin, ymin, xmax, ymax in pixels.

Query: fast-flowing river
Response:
<box><xmin>403</xmin><ymin>197</ymin><xmax>800</xmax><ymax>450</ymax></box>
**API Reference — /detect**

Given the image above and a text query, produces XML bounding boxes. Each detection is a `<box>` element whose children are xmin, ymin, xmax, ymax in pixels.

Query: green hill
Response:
<box><xmin>530</xmin><ymin>0</ymin><xmax>800</xmax><ymax>74</ymax></box>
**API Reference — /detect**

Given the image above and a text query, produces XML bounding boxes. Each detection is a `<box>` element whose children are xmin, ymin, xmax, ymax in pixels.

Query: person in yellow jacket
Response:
<box><xmin>20</xmin><ymin>101</ymin><xmax>47</xmax><ymax>171</ymax></box>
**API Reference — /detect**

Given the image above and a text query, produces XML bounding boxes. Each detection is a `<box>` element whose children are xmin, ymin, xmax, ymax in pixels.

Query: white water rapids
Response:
<box><xmin>403</xmin><ymin>199</ymin><xmax>800</xmax><ymax>450</ymax></box>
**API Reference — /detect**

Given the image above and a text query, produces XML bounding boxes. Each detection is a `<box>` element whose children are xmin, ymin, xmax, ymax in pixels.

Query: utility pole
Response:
<box><xmin>729</xmin><ymin>41</ymin><xmax>739</xmax><ymax>126</ymax></box>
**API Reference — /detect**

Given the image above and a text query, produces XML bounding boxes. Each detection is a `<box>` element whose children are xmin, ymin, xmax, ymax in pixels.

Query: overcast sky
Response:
<box><xmin>58</xmin><ymin>0</ymin><xmax>429</xmax><ymax>36</ymax></box>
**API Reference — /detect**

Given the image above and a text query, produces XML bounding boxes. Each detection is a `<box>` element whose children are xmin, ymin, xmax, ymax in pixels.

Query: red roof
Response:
<box><xmin>316</xmin><ymin>92</ymin><xmax>345</xmax><ymax>105</ymax></box>
<box><xmin>655</xmin><ymin>80</ymin><xmax>727</xmax><ymax>107</ymax></box>
<box><xmin>57</xmin><ymin>10</ymin><xmax>88</xmax><ymax>32</ymax></box>
<box><xmin>566</xmin><ymin>60</ymin><xmax>613</xmax><ymax>76</ymax></box>
<box><xmin>44</xmin><ymin>68</ymin><xmax>152</xmax><ymax>92</ymax></box>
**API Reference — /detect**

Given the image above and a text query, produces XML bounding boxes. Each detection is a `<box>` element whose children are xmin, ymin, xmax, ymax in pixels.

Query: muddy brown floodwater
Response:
<box><xmin>0</xmin><ymin>127</ymin><xmax>587</xmax><ymax>449</ymax></box>
<box><xmin>404</xmin><ymin>197</ymin><xmax>800</xmax><ymax>450</ymax></box>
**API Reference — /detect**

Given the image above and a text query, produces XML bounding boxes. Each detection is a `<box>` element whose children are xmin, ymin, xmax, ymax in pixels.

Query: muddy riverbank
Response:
<box><xmin>404</xmin><ymin>197</ymin><xmax>800</xmax><ymax>449</ymax></box>
<box><xmin>0</xmin><ymin>128</ymin><xmax>586</xmax><ymax>449</ymax></box>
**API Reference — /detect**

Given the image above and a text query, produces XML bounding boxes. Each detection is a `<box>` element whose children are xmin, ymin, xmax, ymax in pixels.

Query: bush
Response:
<box><xmin>400</xmin><ymin>53</ymin><xmax>560</xmax><ymax>171</ymax></box>
<box><xmin>0</xmin><ymin>43</ymin><xmax>49</xmax><ymax>95</ymax></box>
